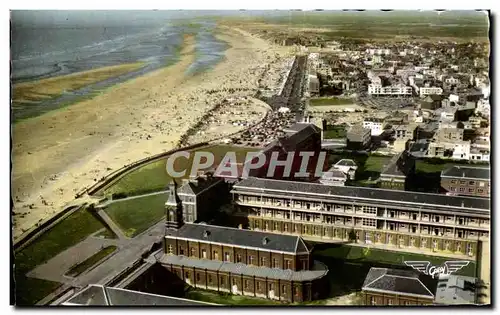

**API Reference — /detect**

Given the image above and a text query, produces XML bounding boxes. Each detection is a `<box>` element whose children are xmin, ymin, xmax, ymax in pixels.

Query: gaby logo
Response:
<box><xmin>404</xmin><ymin>261</ymin><xmax>470</xmax><ymax>278</ymax></box>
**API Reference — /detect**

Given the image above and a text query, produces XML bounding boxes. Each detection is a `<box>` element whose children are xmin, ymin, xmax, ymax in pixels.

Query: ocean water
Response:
<box><xmin>11</xmin><ymin>12</ymin><xmax>229</xmax><ymax>121</ymax></box>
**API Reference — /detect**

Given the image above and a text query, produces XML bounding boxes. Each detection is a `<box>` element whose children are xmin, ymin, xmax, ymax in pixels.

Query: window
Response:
<box><xmin>460</xmin><ymin>180</ymin><xmax>466</xmax><ymax>185</ymax></box>
<box><xmin>256</xmin><ymin>282</ymin><xmax>261</xmax><ymax>290</ymax></box>
<box><xmin>185</xmin><ymin>272</ymin><xmax>190</xmax><ymax>278</ymax></box>
<box><xmin>387</xmin><ymin>299</ymin><xmax>393</xmax><ymax>305</ymax></box>
<box><xmin>433</xmin><ymin>240</ymin><xmax>438</xmax><ymax>249</ymax></box>
<box><xmin>245</xmin><ymin>280</ymin><xmax>249</xmax><ymax>289</ymax></box>
<box><xmin>236</xmin><ymin>254</ymin><xmax>242</xmax><ymax>263</ymax></box>
<box><xmin>274</xmin><ymin>222</ymin><xmax>279</xmax><ymax>231</ymax></box>
<box><xmin>249</xmin><ymin>255</ymin><xmax>254</xmax><ymax>265</ymax></box>
<box><xmin>191</xmin><ymin>247</ymin><xmax>196</xmax><ymax>257</ymax></box>
<box><xmin>478</xmin><ymin>188</ymin><xmax>484</xmax><ymax>194</ymax></box>
<box><xmin>201</xmin><ymin>249</ymin><xmax>207</xmax><ymax>259</ymax></box>
<box><xmin>450</xmin><ymin>179</ymin><xmax>457</xmax><ymax>184</ymax></box>
<box><xmin>220</xmin><ymin>277</ymin><xmax>224</xmax><ymax>286</ymax></box>
<box><xmin>412</xmin><ymin>213</ymin><xmax>418</xmax><ymax>220</ymax></box>
<box><xmin>479</xmin><ymin>182</ymin><xmax>485</xmax><ymax>187</ymax></box>
<box><xmin>264</xmin><ymin>222</ymin><xmax>269</xmax><ymax>230</ymax></box>
<box><xmin>459</xmin><ymin>187</ymin><xmax>465</xmax><ymax>192</ymax></box>
<box><xmin>363</xmin><ymin>206</ymin><xmax>377</xmax><ymax>215</ymax></box>
<box><xmin>179</xmin><ymin>247</ymin><xmax>184</xmax><ymax>255</ymax></box>
<box><xmin>269</xmin><ymin>283</ymin><xmax>274</xmax><ymax>291</ymax></box>
<box><xmin>196</xmin><ymin>273</ymin><xmax>201</xmax><ymax>282</ymax></box>
<box><xmin>284</xmin><ymin>224</ymin><xmax>289</xmax><ymax>232</ymax></box>
<box><xmin>467</xmin><ymin>243</ymin><xmax>473</xmax><ymax>255</ymax></box>
<box><xmin>285</xmin><ymin>260</ymin><xmax>291</xmax><ymax>270</ymax></box>
<box><xmin>213</xmin><ymin>251</ymin><xmax>219</xmax><ymax>260</ymax></box>
<box><xmin>260</xmin><ymin>257</ymin><xmax>266</xmax><ymax>267</ymax></box>
<box><xmin>255</xmin><ymin>221</ymin><xmax>260</xmax><ymax>229</ymax></box>
<box><xmin>365</xmin><ymin>232</ymin><xmax>371</xmax><ymax>243</ymax></box>
<box><xmin>167</xmin><ymin>245</ymin><xmax>173</xmax><ymax>254</ymax></box>
<box><xmin>302</xmin><ymin>260</ymin><xmax>307</xmax><ymax>270</ymax></box>
<box><xmin>225</xmin><ymin>252</ymin><xmax>230</xmax><ymax>262</ymax></box>
<box><xmin>362</xmin><ymin>218</ymin><xmax>376</xmax><ymax>227</ymax></box>
<box><xmin>370</xmin><ymin>297</ymin><xmax>376</xmax><ymax>305</ymax></box>
<box><xmin>450</xmin><ymin>186</ymin><xmax>456</xmax><ymax>192</ymax></box>
<box><xmin>272</xmin><ymin>258</ymin><xmax>278</xmax><ymax>268</ymax></box>
<box><xmin>469</xmin><ymin>180</ymin><xmax>476</xmax><ymax>186</ymax></box>
<box><xmin>282</xmin><ymin>285</ymin><xmax>286</xmax><ymax>295</ymax></box>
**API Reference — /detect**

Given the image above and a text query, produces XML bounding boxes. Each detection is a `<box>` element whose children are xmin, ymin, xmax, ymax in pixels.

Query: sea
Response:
<box><xmin>11</xmin><ymin>11</ymin><xmax>230</xmax><ymax>121</ymax></box>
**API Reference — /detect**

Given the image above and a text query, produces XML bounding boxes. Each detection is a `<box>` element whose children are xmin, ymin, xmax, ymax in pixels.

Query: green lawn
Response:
<box><xmin>310</xmin><ymin>97</ymin><xmax>354</xmax><ymax>106</ymax></box>
<box><xmin>185</xmin><ymin>289</ymin><xmax>282</xmax><ymax>305</ymax></box>
<box><xmin>94</xmin><ymin>228</ymin><xmax>117</xmax><ymax>239</ymax></box>
<box><xmin>65</xmin><ymin>246</ymin><xmax>117</xmax><ymax>277</ymax></box>
<box><xmin>314</xmin><ymin>244</ymin><xmax>476</xmax><ymax>277</ymax></box>
<box><xmin>104</xmin><ymin>194</ymin><xmax>168</xmax><ymax>238</ymax></box>
<box><xmin>102</xmin><ymin>144</ymin><xmax>257</xmax><ymax>197</ymax></box>
<box><xmin>323</xmin><ymin>128</ymin><xmax>346</xmax><ymax>139</ymax></box>
<box><xmin>14</xmin><ymin>206</ymin><xmax>108</xmax><ymax>305</ymax></box>
<box><xmin>416</xmin><ymin>161</ymin><xmax>453</xmax><ymax>173</ymax></box>
<box><xmin>364</xmin><ymin>156</ymin><xmax>392</xmax><ymax>173</ymax></box>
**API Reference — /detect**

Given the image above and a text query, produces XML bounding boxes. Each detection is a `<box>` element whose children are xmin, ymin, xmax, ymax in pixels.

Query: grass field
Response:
<box><xmin>310</xmin><ymin>97</ymin><xmax>354</xmax><ymax>106</ymax></box>
<box><xmin>415</xmin><ymin>161</ymin><xmax>454</xmax><ymax>173</ymax></box>
<box><xmin>14</xmin><ymin>207</ymin><xmax>109</xmax><ymax>305</ymax></box>
<box><xmin>185</xmin><ymin>289</ymin><xmax>282</xmax><ymax>305</ymax></box>
<box><xmin>104</xmin><ymin>194</ymin><xmax>167</xmax><ymax>238</ymax></box>
<box><xmin>323</xmin><ymin>128</ymin><xmax>346</xmax><ymax>139</ymax></box>
<box><xmin>102</xmin><ymin>144</ymin><xmax>257</xmax><ymax>197</ymax></box>
<box><xmin>65</xmin><ymin>246</ymin><xmax>117</xmax><ymax>278</ymax></box>
<box><xmin>312</xmin><ymin>244</ymin><xmax>476</xmax><ymax>298</ymax></box>
<box><xmin>12</xmin><ymin>62</ymin><xmax>145</xmax><ymax>105</ymax></box>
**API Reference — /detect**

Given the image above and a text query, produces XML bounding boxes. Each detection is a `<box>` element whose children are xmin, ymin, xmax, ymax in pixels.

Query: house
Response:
<box><xmin>468</xmin><ymin>116</ymin><xmax>482</xmax><ymax>129</ymax></box>
<box><xmin>434</xmin><ymin>128</ymin><xmax>464</xmax><ymax>142</ymax></box>
<box><xmin>319</xmin><ymin>167</ymin><xmax>347</xmax><ymax>186</ymax></box>
<box><xmin>441</xmin><ymin>165</ymin><xmax>490</xmax><ymax>197</ymax></box>
<box><xmin>363</xmin><ymin>118</ymin><xmax>385</xmax><ymax>136</ymax></box>
<box><xmin>368</xmin><ymin>84</ymin><xmax>412</xmax><ymax>96</ymax></box>
<box><xmin>389</xmin><ymin>121</ymin><xmax>416</xmax><ymax>141</ymax></box>
<box><xmin>166</xmin><ymin>173</ymin><xmax>229</xmax><ymax>225</ymax></box>
<box><xmin>162</xmin><ymin>222</ymin><xmax>329</xmax><ymax>303</ymax></box>
<box><xmin>379</xmin><ymin>151</ymin><xmax>415</xmax><ymax>190</ymax></box>
<box><xmin>346</xmin><ymin>125</ymin><xmax>371</xmax><ymax>150</ymax></box>
<box><xmin>451</xmin><ymin>141</ymin><xmax>471</xmax><ymax>161</ymax></box>
<box><xmin>469</xmin><ymin>149</ymin><xmax>490</xmax><ymax>162</ymax></box>
<box><xmin>420</xmin><ymin>95</ymin><xmax>441</xmax><ymax>111</ymax></box>
<box><xmin>333</xmin><ymin>159</ymin><xmax>357</xmax><ymax>180</ymax></box>
<box><xmin>308</xmin><ymin>74</ymin><xmax>320</xmax><ymax>95</ymax></box>
<box><xmin>362</xmin><ymin>268</ymin><xmax>437</xmax><ymax>305</ymax></box>
<box><xmin>434</xmin><ymin>275</ymin><xmax>477</xmax><ymax>305</ymax></box>
<box><xmin>419</xmin><ymin>87</ymin><xmax>443</xmax><ymax>97</ymax></box>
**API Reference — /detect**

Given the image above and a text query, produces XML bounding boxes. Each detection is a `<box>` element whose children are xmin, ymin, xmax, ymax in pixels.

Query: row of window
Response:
<box><xmin>449</xmin><ymin>179</ymin><xmax>488</xmax><ymax>187</ymax></box>
<box><xmin>167</xmin><ymin>245</ymin><xmax>298</xmax><ymax>269</ymax></box>
<box><xmin>449</xmin><ymin>186</ymin><xmax>487</xmax><ymax>194</ymax></box>
<box><xmin>181</xmin><ymin>271</ymin><xmax>300</xmax><ymax>295</ymax></box>
<box><xmin>369</xmin><ymin>297</ymin><xmax>425</xmax><ymax>306</ymax></box>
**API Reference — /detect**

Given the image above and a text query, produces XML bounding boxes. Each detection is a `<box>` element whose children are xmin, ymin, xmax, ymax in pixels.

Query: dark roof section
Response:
<box><xmin>63</xmin><ymin>285</ymin><xmax>214</xmax><ymax>306</ymax></box>
<box><xmin>167</xmin><ymin>223</ymin><xmax>309</xmax><ymax>254</ymax></box>
<box><xmin>362</xmin><ymin>268</ymin><xmax>436</xmax><ymax>299</ymax></box>
<box><xmin>160</xmin><ymin>255</ymin><xmax>328</xmax><ymax>282</ymax></box>
<box><xmin>283</xmin><ymin>122</ymin><xmax>320</xmax><ymax>135</ymax></box>
<box><xmin>177</xmin><ymin>175</ymin><xmax>224</xmax><ymax>196</ymax></box>
<box><xmin>232</xmin><ymin>177</ymin><xmax>490</xmax><ymax>214</ymax></box>
<box><xmin>441</xmin><ymin>166</ymin><xmax>490</xmax><ymax>181</ymax></box>
<box><xmin>380</xmin><ymin>151</ymin><xmax>415</xmax><ymax>178</ymax></box>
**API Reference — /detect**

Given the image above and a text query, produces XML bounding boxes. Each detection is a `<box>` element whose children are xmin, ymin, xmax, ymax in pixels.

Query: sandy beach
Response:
<box><xmin>12</xmin><ymin>25</ymin><xmax>293</xmax><ymax>240</ymax></box>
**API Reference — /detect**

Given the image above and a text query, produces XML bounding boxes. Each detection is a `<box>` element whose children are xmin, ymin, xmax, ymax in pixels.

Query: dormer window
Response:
<box><xmin>262</xmin><ymin>237</ymin><xmax>270</xmax><ymax>245</ymax></box>
<box><xmin>203</xmin><ymin>231</ymin><xmax>210</xmax><ymax>238</ymax></box>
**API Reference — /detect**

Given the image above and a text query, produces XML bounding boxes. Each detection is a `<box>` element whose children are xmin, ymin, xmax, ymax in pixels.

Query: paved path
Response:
<box><xmin>97</xmin><ymin>190</ymin><xmax>167</xmax><ymax>208</ymax></box>
<box><xmin>97</xmin><ymin>209</ymin><xmax>128</xmax><ymax>240</ymax></box>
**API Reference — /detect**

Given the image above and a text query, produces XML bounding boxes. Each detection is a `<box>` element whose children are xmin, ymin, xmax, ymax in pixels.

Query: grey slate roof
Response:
<box><xmin>283</xmin><ymin>123</ymin><xmax>320</xmax><ymax>135</ymax></box>
<box><xmin>63</xmin><ymin>285</ymin><xmax>215</xmax><ymax>306</ymax></box>
<box><xmin>362</xmin><ymin>268</ymin><xmax>436</xmax><ymax>299</ymax></box>
<box><xmin>167</xmin><ymin>223</ymin><xmax>309</xmax><ymax>254</ymax></box>
<box><xmin>160</xmin><ymin>254</ymin><xmax>328</xmax><ymax>282</ymax></box>
<box><xmin>441</xmin><ymin>166</ymin><xmax>490</xmax><ymax>181</ymax></box>
<box><xmin>434</xmin><ymin>275</ymin><xmax>477</xmax><ymax>305</ymax></box>
<box><xmin>232</xmin><ymin>177</ymin><xmax>490</xmax><ymax>215</ymax></box>
<box><xmin>178</xmin><ymin>176</ymin><xmax>223</xmax><ymax>196</ymax></box>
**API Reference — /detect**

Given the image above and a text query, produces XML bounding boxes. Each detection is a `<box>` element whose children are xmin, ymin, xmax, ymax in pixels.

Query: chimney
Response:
<box><xmin>203</xmin><ymin>230</ymin><xmax>210</xmax><ymax>238</ymax></box>
<box><xmin>262</xmin><ymin>237</ymin><xmax>269</xmax><ymax>245</ymax></box>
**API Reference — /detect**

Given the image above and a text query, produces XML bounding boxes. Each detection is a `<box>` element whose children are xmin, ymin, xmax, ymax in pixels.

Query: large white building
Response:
<box><xmin>452</xmin><ymin>141</ymin><xmax>471</xmax><ymax>161</ymax></box>
<box><xmin>368</xmin><ymin>84</ymin><xmax>412</xmax><ymax>96</ymax></box>
<box><xmin>419</xmin><ymin>87</ymin><xmax>443</xmax><ymax>97</ymax></box>
<box><xmin>363</xmin><ymin>118</ymin><xmax>385</xmax><ymax>136</ymax></box>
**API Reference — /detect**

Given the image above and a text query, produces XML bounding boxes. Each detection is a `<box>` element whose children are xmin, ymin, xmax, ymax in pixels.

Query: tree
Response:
<box><xmin>348</xmin><ymin>229</ymin><xmax>357</xmax><ymax>243</ymax></box>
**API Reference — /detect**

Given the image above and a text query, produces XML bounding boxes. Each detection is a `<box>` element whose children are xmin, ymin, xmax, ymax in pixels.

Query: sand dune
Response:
<box><xmin>12</xmin><ymin>26</ymin><xmax>293</xmax><ymax>240</ymax></box>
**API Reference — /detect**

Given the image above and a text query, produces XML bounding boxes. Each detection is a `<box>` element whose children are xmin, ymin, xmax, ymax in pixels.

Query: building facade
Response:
<box><xmin>363</xmin><ymin>118</ymin><xmax>385</xmax><ymax>136</ymax></box>
<box><xmin>231</xmin><ymin>177</ymin><xmax>490</xmax><ymax>259</ymax></box>
<box><xmin>161</xmin><ymin>223</ymin><xmax>328</xmax><ymax>303</ymax></box>
<box><xmin>419</xmin><ymin>87</ymin><xmax>443</xmax><ymax>97</ymax></box>
<box><xmin>368</xmin><ymin>84</ymin><xmax>412</xmax><ymax>96</ymax></box>
<box><xmin>441</xmin><ymin>166</ymin><xmax>490</xmax><ymax>198</ymax></box>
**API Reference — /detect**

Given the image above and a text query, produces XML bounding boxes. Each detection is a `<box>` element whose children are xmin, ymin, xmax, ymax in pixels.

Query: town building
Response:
<box><xmin>166</xmin><ymin>173</ymin><xmax>229</xmax><ymax>225</ymax></box>
<box><xmin>319</xmin><ymin>167</ymin><xmax>347</xmax><ymax>186</ymax></box>
<box><xmin>231</xmin><ymin>177</ymin><xmax>490</xmax><ymax>258</ymax></box>
<box><xmin>161</xmin><ymin>222</ymin><xmax>329</xmax><ymax>303</ymax></box>
<box><xmin>346</xmin><ymin>125</ymin><xmax>371</xmax><ymax>150</ymax></box>
<box><xmin>441</xmin><ymin>166</ymin><xmax>490</xmax><ymax>198</ymax></box>
<box><xmin>363</xmin><ymin>118</ymin><xmax>385</xmax><ymax>136</ymax></box>
<box><xmin>434</xmin><ymin>128</ymin><xmax>464</xmax><ymax>142</ymax></box>
<box><xmin>362</xmin><ymin>268</ymin><xmax>436</xmax><ymax>305</ymax></box>
<box><xmin>434</xmin><ymin>275</ymin><xmax>477</xmax><ymax>305</ymax></box>
<box><xmin>379</xmin><ymin>151</ymin><xmax>415</xmax><ymax>190</ymax></box>
<box><xmin>368</xmin><ymin>84</ymin><xmax>412</xmax><ymax>96</ymax></box>
<box><xmin>307</xmin><ymin>75</ymin><xmax>320</xmax><ymax>95</ymax></box>
<box><xmin>419</xmin><ymin>87</ymin><xmax>443</xmax><ymax>97</ymax></box>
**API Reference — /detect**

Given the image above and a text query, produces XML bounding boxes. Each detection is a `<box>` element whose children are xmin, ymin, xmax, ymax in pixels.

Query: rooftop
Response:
<box><xmin>362</xmin><ymin>268</ymin><xmax>436</xmax><ymax>299</ymax></box>
<box><xmin>334</xmin><ymin>159</ymin><xmax>357</xmax><ymax>168</ymax></box>
<box><xmin>166</xmin><ymin>223</ymin><xmax>309</xmax><ymax>254</ymax></box>
<box><xmin>178</xmin><ymin>175</ymin><xmax>224</xmax><ymax>196</ymax></box>
<box><xmin>232</xmin><ymin>177</ymin><xmax>490</xmax><ymax>214</ymax></box>
<box><xmin>441</xmin><ymin>166</ymin><xmax>490</xmax><ymax>181</ymax></box>
<box><xmin>62</xmin><ymin>285</ymin><xmax>216</xmax><ymax>306</ymax></box>
<box><xmin>159</xmin><ymin>255</ymin><xmax>328</xmax><ymax>282</ymax></box>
